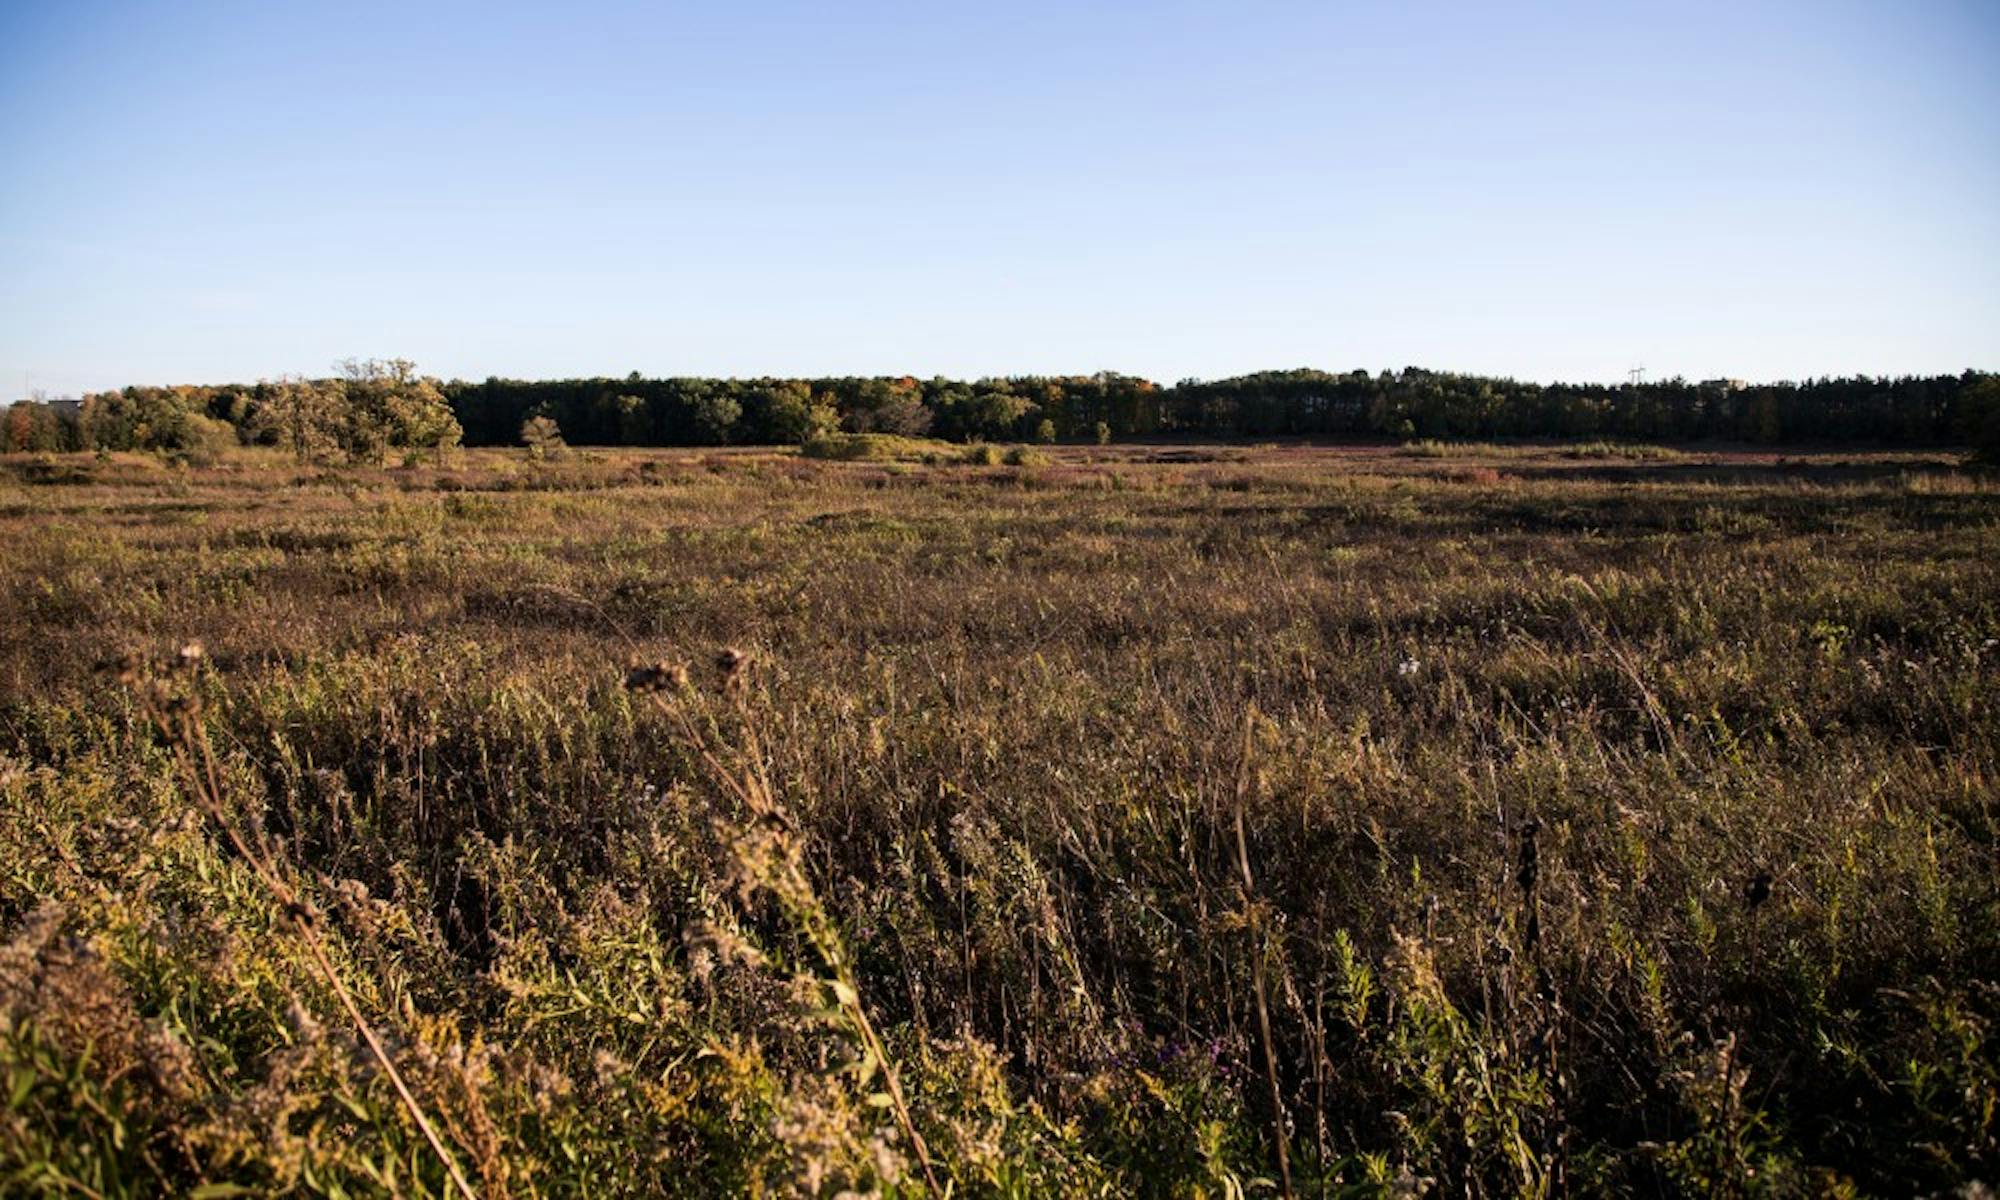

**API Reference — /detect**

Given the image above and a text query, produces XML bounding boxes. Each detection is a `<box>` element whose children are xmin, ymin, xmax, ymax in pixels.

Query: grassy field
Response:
<box><xmin>1</xmin><ymin>442</ymin><xmax>1995</xmax><ymax>1197</ymax></box>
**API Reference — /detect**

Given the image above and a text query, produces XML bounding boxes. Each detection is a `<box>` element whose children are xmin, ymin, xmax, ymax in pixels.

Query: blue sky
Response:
<box><xmin>2</xmin><ymin>0</ymin><xmax>1995</xmax><ymax>394</ymax></box>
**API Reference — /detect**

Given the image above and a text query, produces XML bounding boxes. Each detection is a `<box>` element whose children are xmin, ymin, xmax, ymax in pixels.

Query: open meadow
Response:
<box><xmin>2</xmin><ymin>442</ymin><xmax>1996</xmax><ymax>1196</ymax></box>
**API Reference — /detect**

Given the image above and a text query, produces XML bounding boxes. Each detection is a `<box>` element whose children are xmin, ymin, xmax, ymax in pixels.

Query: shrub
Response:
<box><xmin>167</xmin><ymin>413</ymin><xmax>238</xmax><ymax>467</ymax></box>
<box><xmin>801</xmin><ymin>433</ymin><xmax>954</xmax><ymax>462</ymax></box>
<box><xmin>522</xmin><ymin>415</ymin><xmax>566</xmax><ymax>460</ymax></box>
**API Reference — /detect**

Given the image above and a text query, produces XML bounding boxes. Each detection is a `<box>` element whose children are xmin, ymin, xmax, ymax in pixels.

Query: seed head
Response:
<box><xmin>623</xmin><ymin>659</ymin><xmax>688</xmax><ymax>693</ymax></box>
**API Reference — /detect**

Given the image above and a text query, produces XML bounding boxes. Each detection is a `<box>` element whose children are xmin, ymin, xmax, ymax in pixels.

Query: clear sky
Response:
<box><xmin>2</xmin><ymin>0</ymin><xmax>1995</xmax><ymax>395</ymax></box>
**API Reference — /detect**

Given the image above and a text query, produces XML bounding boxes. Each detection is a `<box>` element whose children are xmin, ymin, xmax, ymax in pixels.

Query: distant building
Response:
<box><xmin>10</xmin><ymin>397</ymin><xmax>82</xmax><ymax>415</ymax></box>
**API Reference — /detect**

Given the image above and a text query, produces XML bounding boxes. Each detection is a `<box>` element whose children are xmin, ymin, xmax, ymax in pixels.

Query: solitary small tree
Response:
<box><xmin>1094</xmin><ymin>421</ymin><xmax>1112</xmax><ymax>446</ymax></box>
<box><xmin>521</xmin><ymin>414</ymin><xmax>565</xmax><ymax>460</ymax></box>
<box><xmin>1034</xmin><ymin>418</ymin><xmax>1057</xmax><ymax>445</ymax></box>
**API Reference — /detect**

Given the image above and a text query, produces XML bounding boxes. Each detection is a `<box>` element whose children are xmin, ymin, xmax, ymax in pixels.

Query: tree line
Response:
<box><xmin>447</xmin><ymin>368</ymin><xmax>2000</xmax><ymax>449</ymax></box>
<box><xmin>1</xmin><ymin>359</ymin><xmax>461</xmax><ymax>462</ymax></box>
<box><xmin>5</xmin><ymin>363</ymin><xmax>1997</xmax><ymax>458</ymax></box>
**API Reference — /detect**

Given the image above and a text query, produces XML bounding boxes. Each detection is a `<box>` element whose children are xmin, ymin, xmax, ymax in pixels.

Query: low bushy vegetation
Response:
<box><xmin>1404</xmin><ymin>439</ymin><xmax>1684</xmax><ymax>461</ymax></box>
<box><xmin>1</xmin><ymin>443</ymin><xmax>1995</xmax><ymax>1196</ymax></box>
<box><xmin>801</xmin><ymin>433</ymin><xmax>957</xmax><ymax>463</ymax></box>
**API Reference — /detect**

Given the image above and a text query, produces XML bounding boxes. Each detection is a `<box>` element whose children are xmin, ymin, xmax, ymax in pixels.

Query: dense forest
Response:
<box><xmin>6</xmin><ymin>364</ymin><xmax>1998</xmax><ymax>458</ymax></box>
<box><xmin>448</xmin><ymin>368</ymin><xmax>2000</xmax><ymax>449</ymax></box>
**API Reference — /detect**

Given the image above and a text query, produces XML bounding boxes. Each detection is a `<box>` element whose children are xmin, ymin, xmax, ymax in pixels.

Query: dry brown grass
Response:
<box><xmin>1</xmin><ymin>441</ymin><xmax>1994</xmax><ymax>1195</ymax></box>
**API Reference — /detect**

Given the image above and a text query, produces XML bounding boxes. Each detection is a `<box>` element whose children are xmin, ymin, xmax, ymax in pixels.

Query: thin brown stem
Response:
<box><xmin>1234</xmin><ymin>705</ymin><xmax>1293</xmax><ymax>1200</ymax></box>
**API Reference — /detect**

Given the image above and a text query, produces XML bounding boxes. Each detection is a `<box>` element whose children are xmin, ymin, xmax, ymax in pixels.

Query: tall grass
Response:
<box><xmin>0</xmin><ymin>444</ymin><xmax>1993</xmax><ymax>1195</ymax></box>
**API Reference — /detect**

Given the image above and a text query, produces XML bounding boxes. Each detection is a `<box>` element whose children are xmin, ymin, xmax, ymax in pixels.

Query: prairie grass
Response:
<box><xmin>0</xmin><ymin>443</ymin><xmax>1994</xmax><ymax>1196</ymax></box>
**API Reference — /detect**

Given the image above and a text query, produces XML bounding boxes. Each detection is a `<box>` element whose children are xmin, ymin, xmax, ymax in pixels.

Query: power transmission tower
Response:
<box><xmin>1627</xmin><ymin>366</ymin><xmax>1646</xmax><ymax>386</ymax></box>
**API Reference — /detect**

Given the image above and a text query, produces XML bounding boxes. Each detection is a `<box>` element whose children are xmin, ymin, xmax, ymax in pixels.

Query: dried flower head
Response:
<box><xmin>623</xmin><ymin>659</ymin><xmax>689</xmax><ymax>693</ymax></box>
